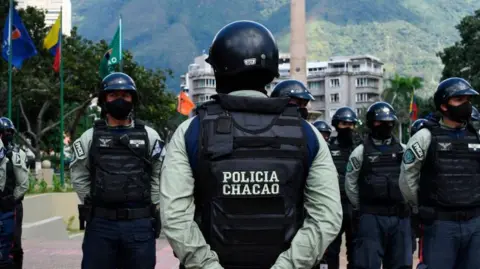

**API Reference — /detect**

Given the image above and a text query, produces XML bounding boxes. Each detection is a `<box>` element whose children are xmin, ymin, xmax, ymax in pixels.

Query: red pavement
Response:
<box><xmin>23</xmin><ymin>236</ymin><xmax>419</xmax><ymax>268</ymax></box>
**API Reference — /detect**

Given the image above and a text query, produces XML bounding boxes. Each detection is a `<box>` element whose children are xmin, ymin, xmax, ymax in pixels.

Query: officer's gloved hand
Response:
<box><xmin>1</xmin><ymin>195</ymin><xmax>15</xmax><ymax>211</ymax></box>
<box><xmin>411</xmin><ymin>213</ymin><xmax>422</xmax><ymax>238</ymax></box>
<box><xmin>151</xmin><ymin>204</ymin><xmax>161</xmax><ymax>238</ymax></box>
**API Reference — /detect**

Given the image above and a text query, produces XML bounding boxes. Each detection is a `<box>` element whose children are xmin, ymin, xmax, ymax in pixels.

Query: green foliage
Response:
<box><xmin>72</xmin><ymin>0</ymin><xmax>480</xmax><ymax>90</ymax></box>
<box><xmin>26</xmin><ymin>173</ymin><xmax>74</xmax><ymax>194</ymax></box>
<box><xmin>438</xmin><ymin>9</ymin><xmax>480</xmax><ymax>105</ymax></box>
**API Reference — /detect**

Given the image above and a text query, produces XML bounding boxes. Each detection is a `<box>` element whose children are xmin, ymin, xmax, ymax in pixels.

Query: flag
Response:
<box><xmin>177</xmin><ymin>91</ymin><xmax>195</xmax><ymax>116</ymax></box>
<box><xmin>99</xmin><ymin>18</ymin><xmax>122</xmax><ymax>78</ymax></box>
<box><xmin>409</xmin><ymin>90</ymin><xmax>418</xmax><ymax>121</ymax></box>
<box><xmin>43</xmin><ymin>13</ymin><xmax>61</xmax><ymax>72</ymax></box>
<box><xmin>1</xmin><ymin>8</ymin><xmax>37</xmax><ymax>69</ymax></box>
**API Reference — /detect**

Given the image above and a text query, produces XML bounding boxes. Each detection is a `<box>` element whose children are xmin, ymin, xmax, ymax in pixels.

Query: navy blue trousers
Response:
<box><xmin>81</xmin><ymin>217</ymin><xmax>156</xmax><ymax>269</ymax></box>
<box><xmin>0</xmin><ymin>210</ymin><xmax>15</xmax><ymax>269</ymax></box>
<box><xmin>417</xmin><ymin>216</ymin><xmax>480</xmax><ymax>269</ymax></box>
<box><xmin>353</xmin><ymin>214</ymin><xmax>412</xmax><ymax>269</ymax></box>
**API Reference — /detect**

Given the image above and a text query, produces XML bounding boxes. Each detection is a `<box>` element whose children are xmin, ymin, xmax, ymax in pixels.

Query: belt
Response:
<box><xmin>435</xmin><ymin>208</ymin><xmax>480</xmax><ymax>221</ymax></box>
<box><xmin>360</xmin><ymin>204</ymin><xmax>410</xmax><ymax>217</ymax></box>
<box><xmin>93</xmin><ymin>206</ymin><xmax>151</xmax><ymax>220</ymax></box>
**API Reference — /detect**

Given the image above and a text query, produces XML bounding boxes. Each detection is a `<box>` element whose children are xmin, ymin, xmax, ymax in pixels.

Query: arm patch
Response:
<box><xmin>351</xmin><ymin>157</ymin><xmax>360</xmax><ymax>170</ymax></box>
<box><xmin>73</xmin><ymin>140</ymin><xmax>86</xmax><ymax>159</ymax></box>
<box><xmin>411</xmin><ymin>142</ymin><xmax>424</xmax><ymax>159</ymax></box>
<box><xmin>151</xmin><ymin>139</ymin><xmax>164</xmax><ymax>159</ymax></box>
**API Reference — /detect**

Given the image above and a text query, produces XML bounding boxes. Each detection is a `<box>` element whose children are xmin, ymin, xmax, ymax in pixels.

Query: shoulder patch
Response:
<box><xmin>14</xmin><ymin>152</ymin><xmax>21</xmax><ymax>165</ymax></box>
<box><xmin>151</xmin><ymin>139</ymin><xmax>164</xmax><ymax>159</ymax></box>
<box><xmin>403</xmin><ymin>149</ymin><xmax>416</xmax><ymax>164</ymax></box>
<box><xmin>411</xmin><ymin>142</ymin><xmax>424</xmax><ymax>159</ymax></box>
<box><xmin>73</xmin><ymin>140</ymin><xmax>85</xmax><ymax>159</ymax></box>
<box><xmin>351</xmin><ymin>157</ymin><xmax>360</xmax><ymax>170</ymax></box>
<box><xmin>0</xmin><ymin>148</ymin><xmax>4</xmax><ymax>160</ymax></box>
<box><xmin>346</xmin><ymin>161</ymin><xmax>353</xmax><ymax>173</ymax></box>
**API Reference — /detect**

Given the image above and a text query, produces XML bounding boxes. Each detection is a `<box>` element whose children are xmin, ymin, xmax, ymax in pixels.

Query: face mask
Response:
<box><xmin>1</xmin><ymin>134</ymin><xmax>13</xmax><ymax>146</ymax></box>
<box><xmin>336</xmin><ymin>128</ymin><xmax>353</xmax><ymax>145</ymax></box>
<box><xmin>299</xmin><ymin>108</ymin><xmax>308</xmax><ymax>119</ymax></box>
<box><xmin>446</xmin><ymin>102</ymin><xmax>472</xmax><ymax>123</ymax></box>
<box><xmin>371</xmin><ymin>123</ymin><xmax>394</xmax><ymax>140</ymax></box>
<box><xmin>105</xmin><ymin>99</ymin><xmax>133</xmax><ymax>120</ymax></box>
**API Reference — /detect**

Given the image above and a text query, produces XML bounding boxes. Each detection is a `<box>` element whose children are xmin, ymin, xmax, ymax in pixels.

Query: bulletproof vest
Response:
<box><xmin>329</xmin><ymin>138</ymin><xmax>353</xmax><ymax>203</ymax></box>
<box><xmin>2</xmin><ymin>146</ymin><xmax>18</xmax><ymax>197</ymax></box>
<box><xmin>359</xmin><ymin>137</ymin><xmax>404</xmax><ymax>206</ymax></box>
<box><xmin>194</xmin><ymin>94</ymin><xmax>309</xmax><ymax>269</ymax></box>
<box><xmin>419</xmin><ymin>124</ymin><xmax>480</xmax><ymax>209</ymax></box>
<box><xmin>89</xmin><ymin>120</ymin><xmax>151</xmax><ymax>208</ymax></box>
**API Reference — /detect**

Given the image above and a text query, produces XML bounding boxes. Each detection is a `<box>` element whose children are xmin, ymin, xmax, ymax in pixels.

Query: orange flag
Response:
<box><xmin>177</xmin><ymin>91</ymin><xmax>195</xmax><ymax>116</ymax></box>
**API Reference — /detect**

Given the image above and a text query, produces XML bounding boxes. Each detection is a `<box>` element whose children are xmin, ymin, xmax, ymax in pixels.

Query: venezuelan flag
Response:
<box><xmin>409</xmin><ymin>90</ymin><xmax>418</xmax><ymax>121</ymax></box>
<box><xmin>43</xmin><ymin>13</ymin><xmax>61</xmax><ymax>71</ymax></box>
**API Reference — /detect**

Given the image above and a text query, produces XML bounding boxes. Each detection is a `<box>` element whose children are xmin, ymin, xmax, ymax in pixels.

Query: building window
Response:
<box><xmin>356</xmin><ymin>77</ymin><xmax>379</xmax><ymax>88</ymax></box>
<box><xmin>206</xmin><ymin>79</ymin><xmax>216</xmax><ymax>87</ymax></box>
<box><xmin>308</xmin><ymin>81</ymin><xmax>322</xmax><ymax>90</ymax></box>
<box><xmin>355</xmin><ymin>93</ymin><xmax>368</xmax><ymax>102</ymax></box>
<box><xmin>330</xmin><ymin>93</ymin><xmax>340</xmax><ymax>103</ymax></box>
<box><xmin>330</xmin><ymin>78</ymin><xmax>340</xmax><ymax>88</ymax></box>
<box><xmin>318</xmin><ymin>95</ymin><xmax>325</xmax><ymax>102</ymax></box>
<box><xmin>352</xmin><ymin>64</ymin><xmax>360</xmax><ymax>72</ymax></box>
<box><xmin>329</xmin><ymin>109</ymin><xmax>337</xmax><ymax>118</ymax></box>
<box><xmin>356</xmin><ymin>108</ymin><xmax>363</xmax><ymax>116</ymax></box>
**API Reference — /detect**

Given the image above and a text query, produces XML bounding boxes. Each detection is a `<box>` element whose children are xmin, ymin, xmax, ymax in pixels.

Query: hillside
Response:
<box><xmin>72</xmin><ymin>0</ymin><xmax>480</xmax><ymax>92</ymax></box>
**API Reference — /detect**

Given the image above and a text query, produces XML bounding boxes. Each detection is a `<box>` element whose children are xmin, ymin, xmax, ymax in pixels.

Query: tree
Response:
<box><xmin>438</xmin><ymin>9</ymin><xmax>480</xmax><ymax>91</ymax></box>
<box><xmin>0</xmin><ymin>1</ymin><xmax>176</xmax><ymax>161</ymax></box>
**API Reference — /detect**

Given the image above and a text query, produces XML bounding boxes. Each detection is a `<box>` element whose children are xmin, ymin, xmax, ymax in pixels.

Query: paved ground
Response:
<box><xmin>23</xmin><ymin>235</ymin><xmax>420</xmax><ymax>268</ymax></box>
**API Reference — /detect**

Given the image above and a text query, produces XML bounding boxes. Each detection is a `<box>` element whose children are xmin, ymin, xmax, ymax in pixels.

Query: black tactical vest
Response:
<box><xmin>329</xmin><ymin>138</ymin><xmax>353</xmax><ymax>204</ymax></box>
<box><xmin>193</xmin><ymin>94</ymin><xmax>309</xmax><ymax>269</ymax></box>
<box><xmin>89</xmin><ymin>120</ymin><xmax>151</xmax><ymax>208</ymax></box>
<box><xmin>359</xmin><ymin>137</ymin><xmax>404</xmax><ymax>207</ymax></box>
<box><xmin>419</xmin><ymin>124</ymin><xmax>480</xmax><ymax>209</ymax></box>
<box><xmin>2</xmin><ymin>146</ymin><xmax>18</xmax><ymax>197</ymax></box>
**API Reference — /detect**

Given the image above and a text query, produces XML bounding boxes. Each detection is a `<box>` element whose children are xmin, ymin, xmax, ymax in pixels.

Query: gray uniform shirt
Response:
<box><xmin>8</xmin><ymin>147</ymin><xmax>29</xmax><ymax>200</ymax></box>
<box><xmin>345</xmin><ymin>137</ymin><xmax>406</xmax><ymax>209</ymax></box>
<box><xmin>69</xmin><ymin>120</ymin><xmax>164</xmax><ymax>204</ymax></box>
<box><xmin>398</xmin><ymin>120</ymin><xmax>458</xmax><ymax>209</ymax></box>
<box><xmin>160</xmin><ymin>90</ymin><xmax>343</xmax><ymax>269</ymax></box>
<box><xmin>0</xmin><ymin>140</ymin><xmax>7</xmax><ymax>194</ymax></box>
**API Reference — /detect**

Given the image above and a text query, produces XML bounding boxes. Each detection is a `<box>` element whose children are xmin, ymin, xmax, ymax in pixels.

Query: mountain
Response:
<box><xmin>72</xmin><ymin>0</ymin><xmax>480</xmax><ymax>93</ymax></box>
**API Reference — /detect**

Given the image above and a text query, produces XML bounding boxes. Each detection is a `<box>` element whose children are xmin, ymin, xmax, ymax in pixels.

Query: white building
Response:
<box><xmin>16</xmin><ymin>0</ymin><xmax>72</xmax><ymax>35</ymax></box>
<box><xmin>181</xmin><ymin>53</ymin><xmax>384</xmax><ymax>123</ymax></box>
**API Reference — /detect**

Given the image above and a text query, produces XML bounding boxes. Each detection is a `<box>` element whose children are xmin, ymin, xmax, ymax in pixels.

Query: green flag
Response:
<box><xmin>99</xmin><ymin>18</ymin><xmax>122</xmax><ymax>78</ymax></box>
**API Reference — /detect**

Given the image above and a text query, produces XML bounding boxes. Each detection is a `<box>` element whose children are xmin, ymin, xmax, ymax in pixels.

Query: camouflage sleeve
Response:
<box><xmin>273</xmin><ymin>123</ymin><xmax>342</xmax><ymax>269</ymax></box>
<box><xmin>160</xmin><ymin>117</ymin><xmax>223</xmax><ymax>269</ymax></box>
<box><xmin>344</xmin><ymin>144</ymin><xmax>364</xmax><ymax>209</ymax></box>
<box><xmin>12</xmin><ymin>149</ymin><xmax>29</xmax><ymax>200</ymax></box>
<box><xmin>399</xmin><ymin>128</ymin><xmax>431</xmax><ymax>208</ymax></box>
<box><xmin>70</xmin><ymin>129</ymin><xmax>93</xmax><ymax>203</ymax></box>
<box><xmin>145</xmin><ymin>126</ymin><xmax>164</xmax><ymax>205</ymax></box>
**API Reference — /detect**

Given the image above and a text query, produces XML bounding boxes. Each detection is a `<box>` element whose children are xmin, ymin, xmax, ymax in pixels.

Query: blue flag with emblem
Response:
<box><xmin>2</xmin><ymin>8</ymin><xmax>37</xmax><ymax>69</ymax></box>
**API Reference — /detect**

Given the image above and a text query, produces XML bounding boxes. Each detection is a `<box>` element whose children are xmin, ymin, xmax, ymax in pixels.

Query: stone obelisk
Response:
<box><xmin>290</xmin><ymin>0</ymin><xmax>307</xmax><ymax>86</ymax></box>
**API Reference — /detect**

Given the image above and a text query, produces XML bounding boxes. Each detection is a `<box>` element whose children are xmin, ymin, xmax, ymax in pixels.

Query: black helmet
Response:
<box><xmin>313</xmin><ymin>120</ymin><xmax>332</xmax><ymax>133</ymax></box>
<box><xmin>99</xmin><ymin>72</ymin><xmax>137</xmax><ymax>103</ymax></box>
<box><xmin>331</xmin><ymin>107</ymin><xmax>358</xmax><ymax>127</ymax></box>
<box><xmin>0</xmin><ymin>117</ymin><xmax>15</xmax><ymax>133</ymax></box>
<box><xmin>410</xmin><ymin>119</ymin><xmax>428</xmax><ymax>136</ymax></box>
<box><xmin>206</xmin><ymin>20</ymin><xmax>279</xmax><ymax>79</ymax></box>
<box><xmin>433</xmin><ymin>77</ymin><xmax>478</xmax><ymax>110</ymax></box>
<box><xmin>366</xmin><ymin>101</ymin><xmax>397</xmax><ymax>128</ymax></box>
<box><xmin>472</xmin><ymin>106</ymin><xmax>480</xmax><ymax>121</ymax></box>
<box><xmin>270</xmin><ymin>80</ymin><xmax>314</xmax><ymax>100</ymax></box>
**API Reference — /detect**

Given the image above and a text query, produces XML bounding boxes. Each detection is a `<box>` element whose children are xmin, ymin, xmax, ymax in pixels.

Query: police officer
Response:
<box><xmin>323</xmin><ymin>107</ymin><xmax>359</xmax><ymax>269</ymax></box>
<box><xmin>312</xmin><ymin>121</ymin><xmax>332</xmax><ymax>141</ymax></box>
<box><xmin>399</xmin><ymin>77</ymin><xmax>480</xmax><ymax>269</ymax></box>
<box><xmin>270</xmin><ymin>79</ymin><xmax>315</xmax><ymax>119</ymax></box>
<box><xmin>160</xmin><ymin>20</ymin><xmax>342</xmax><ymax>269</ymax></box>
<box><xmin>345</xmin><ymin>102</ymin><xmax>412</xmax><ymax>269</ymax></box>
<box><xmin>70</xmin><ymin>72</ymin><xmax>164</xmax><ymax>269</ymax></box>
<box><xmin>0</xmin><ymin>117</ymin><xmax>29</xmax><ymax>269</ymax></box>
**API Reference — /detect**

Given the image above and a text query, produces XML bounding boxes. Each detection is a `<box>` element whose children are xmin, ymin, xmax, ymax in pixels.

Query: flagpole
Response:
<box><xmin>119</xmin><ymin>15</ymin><xmax>123</xmax><ymax>72</ymax></box>
<box><xmin>7</xmin><ymin>0</ymin><xmax>13</xmax><ymax>118</ymax></box>
<box><xmin>59</xmin><ymin>7</ymin><xmax>65</xmax><ymax>187</ymax></box>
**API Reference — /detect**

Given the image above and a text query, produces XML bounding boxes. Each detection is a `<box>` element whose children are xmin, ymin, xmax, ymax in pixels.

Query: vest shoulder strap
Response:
<box><xmin>94</xmin><ymin>119</ymin><xmax>107</xmax><ymax>128</ymax></box>
<box><xmin>134</xmin><ymin>119</ymin><xmax>145</xmax><ymax>129</ymax></box>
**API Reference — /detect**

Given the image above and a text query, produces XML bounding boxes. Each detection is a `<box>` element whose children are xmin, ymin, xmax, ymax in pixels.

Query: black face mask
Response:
<box><xmin>371</xmin><ymin>123</ymin><xmax>394</xmax><ymax>140</ymax></box>
<box><xmin>336</xmin><ymin>128</ymin><xmax>353</xmax><ymax>146</ymax></box>
<box><xmin>446</xmin><ymin>102</ymin><xmax>472</xmax><ymax>123</ymax></box>
<box><xmin>1</xmin><ymin>134</ymin><xmax>13</xmax><ymax>147</ymax></box>
<box><xmin>299</xmin><ymin>108</ymin><xmax>308</xmax><ymax>119</ymax></box>
<box><xmin>105</xmin><ymin>99</ymin><xmax>133</xmax><ymax>120</ymax></box>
